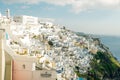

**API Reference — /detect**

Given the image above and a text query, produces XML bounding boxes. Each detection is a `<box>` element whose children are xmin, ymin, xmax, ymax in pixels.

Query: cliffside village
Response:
<box><xmin>0</xmin><ymin>9</ymin><xmax>106</xmax><ymax>80</ymax></box>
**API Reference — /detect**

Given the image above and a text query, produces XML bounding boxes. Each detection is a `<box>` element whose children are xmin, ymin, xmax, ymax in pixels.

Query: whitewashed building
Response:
<box><xmin>13</xmin><ymin>15</ymin><xmax>38</xmax><ymax>25</ymax></box>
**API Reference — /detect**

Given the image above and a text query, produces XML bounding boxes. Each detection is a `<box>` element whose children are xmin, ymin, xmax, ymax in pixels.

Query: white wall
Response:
<box><xmin>13</xmin><ymin>15</ymin><xmax>38</xmax><ymax>25</ymax></box>
<box><xmin>0</xmin><ymin>30</ymin><xmax>5</xmax><ymax>80</ymax></box>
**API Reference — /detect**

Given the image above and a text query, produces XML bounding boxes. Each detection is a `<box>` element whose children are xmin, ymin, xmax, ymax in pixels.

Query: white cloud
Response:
<box><xmin>98</xmin><ymin>0</ymin><xmax>120</xmax><ymax>6</ymax></box>
<box><xmin>2</xmin><ymin>0</ymin><xmax>120</xmax><ymax>13</ymax></box>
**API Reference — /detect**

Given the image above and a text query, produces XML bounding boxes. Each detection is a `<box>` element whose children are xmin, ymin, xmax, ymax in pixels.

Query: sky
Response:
<box><xmin>1</xmin><ymin>0</ymin><xmax>120</xmax><ymax>36</ymax></box>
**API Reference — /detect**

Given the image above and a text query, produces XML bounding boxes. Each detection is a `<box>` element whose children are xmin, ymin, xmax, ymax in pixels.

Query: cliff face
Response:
<box><xmin>76</xmin><ymin>32</ymin><xmax>120</xmax><ymax>80</ymax></box>
<box><xmin>90</xmin><ymin>51</ymin><xmax>120</xmax><ymax>80</ymax></box>
<box><xmin>8</xmin><ymin>23</ymin><xmax>120</xmax><ymax>80</ymax></box>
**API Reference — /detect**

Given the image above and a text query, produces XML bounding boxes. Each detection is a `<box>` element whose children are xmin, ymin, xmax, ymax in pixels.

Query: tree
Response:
<box><xmin>48</xmin><ymin>41</ymin><xmax>53</xmax><ymax>46</ymax></box>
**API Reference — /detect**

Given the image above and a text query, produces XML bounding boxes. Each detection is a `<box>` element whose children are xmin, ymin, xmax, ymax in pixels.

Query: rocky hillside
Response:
<box><xmin>9</xmin><ymin>23</ymin><xmax>120</xmax><ymax>80</ymax></box>
<box><xmin>76</xmin><ymin>32</ymin><xmax>120</xmax><ymax>80</ymax></box>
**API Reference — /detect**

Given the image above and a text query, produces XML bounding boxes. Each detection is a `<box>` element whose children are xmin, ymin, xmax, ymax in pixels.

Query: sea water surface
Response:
<box><xmin>98</xmin><ymin>35</ymin><xmax>120</xmax><ymax>62</ymax></box>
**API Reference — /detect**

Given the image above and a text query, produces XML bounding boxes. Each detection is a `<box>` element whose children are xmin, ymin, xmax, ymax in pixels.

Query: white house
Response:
<box><xmin>13</xmin><ymin>15</ymin><xmax>38</xmax><ymax>25</ymax></box>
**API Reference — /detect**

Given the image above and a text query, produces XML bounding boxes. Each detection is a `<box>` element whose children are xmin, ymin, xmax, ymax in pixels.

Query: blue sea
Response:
<box><xmin>98</xmin><ymin>35</ymin><xmax>120</xmax><ymax>62</ymax></box>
